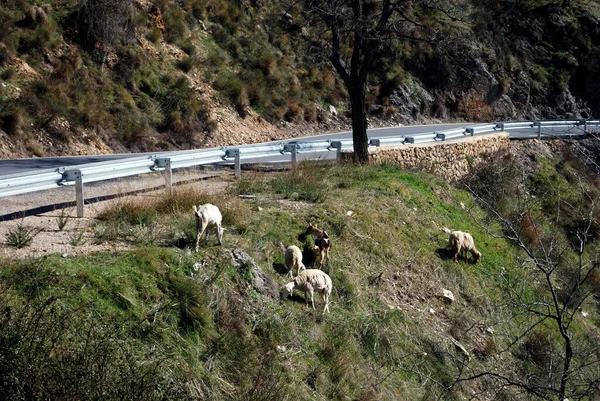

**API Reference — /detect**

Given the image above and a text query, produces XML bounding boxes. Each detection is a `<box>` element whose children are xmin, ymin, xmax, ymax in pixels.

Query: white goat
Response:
<box><xmin>276</xmin><ymin>242</ymin><xmax>306</xmax><ymax>278</ymax></box>
<box><xmin>193</xmin><ymin>204</ymin><xmax>223</xmax><ymax>252</ymax></box>
<box><xmin>280</xmin><ymin>269</ymin><xmax>332</xmax><ymax>313</ymax></box>
<box><xmin>442</xmin><ymin>227</ymin><xmax>481</xmax><ymax>263</ymax></box>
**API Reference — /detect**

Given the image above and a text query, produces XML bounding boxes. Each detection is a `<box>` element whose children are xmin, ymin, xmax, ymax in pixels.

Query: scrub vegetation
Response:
<box><xmin>2</xmin><ymin>150</ymin><xmax>600</xmax><ymax>400</ymax></box>
<box><xmin>1</xmin><ymin>0</ymin><xmax>600</xmax><ymax>157</ymax></box>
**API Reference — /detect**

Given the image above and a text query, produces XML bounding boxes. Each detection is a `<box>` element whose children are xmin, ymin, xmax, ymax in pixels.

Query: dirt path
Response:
<box><xmin>0</xmin><ymin>167</ymin><xmax>232</xmax><ymax>259</ymax></box>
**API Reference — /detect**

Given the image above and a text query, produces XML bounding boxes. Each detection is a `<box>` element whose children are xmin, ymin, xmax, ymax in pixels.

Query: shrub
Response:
<box><xmin>5</xmin><ymin>222</ymin><xmax>41</xmax><ymax>248</ymax></box>
<box><xmin>271</xmin><ymin>161</ymin><xmax>329</xmax><ymax>203</ymax></box>
<box><xmin>147</xmin><ymin>26</ymin><xmax>161</xmax><ymax>43</ymax></box>
<box><xmin>56</xmin><ymin>208</ymin><xmax>70</xmax><ymax>231</ymax></box>
<box><xmin>3</xmin><ymin>109</ymin><xmax>25</xmax><ymax>137</ymax></box>
<box><xmin>0</xmin><ymin>66</ymin><xmax>15</xmax><ymax>80</ymax></box>
<box><xmin>68</xmin><ymin>228</ymin><xmax>86</xmax><ymax>246</ymax></box>
<box><xmin>284</xmin><ymin>102</ymin><xmax>303</xmax><ymax>123</ymax></box>
<box><xmin>163</xmin><ymin>6</ymin><xmax>188</xmax><ymax>44</ymax></box>
<box><xmin>304</xmin><ymin>104</ymin><xmax>317</xmax><ymax>122</ymax></box>
<box><xmin>96</xmin><ymin>197</ymin><xmax>158</xmax><ymax>226</ymax></box>
<box><xmin>155</xmin><ymin>186</ymin><xmax>212</xmax><ymax>215</ymax></box>
<box><xmin>214</xmin><ymin>71</ymin><xmax>249</xmax><ymax>117</ymax></box>
<box><xmin>76</xmin><ymin>0</ymin><xmax>135</xmax><ymax>48</ymax></box>
<box><xmin>0</xmin><ymin>295</ymin><xmax>195</xmax><ymax>401</ymax></box>
<box><xmin>177</xmin><ymin>55</ymin><xmax>197</xmax><ymax>72</ymax></box>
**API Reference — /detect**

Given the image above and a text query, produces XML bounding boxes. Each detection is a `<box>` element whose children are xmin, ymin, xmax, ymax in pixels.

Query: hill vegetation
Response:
<box><xmin>1</xmin><ymin>0</ymin><xmax>600</xmax><ymax>158</ymax></box>
<box><xmin>1</xmin><ymin>141</ymin><xmax>600</xmax><ymax>400</ymax></box>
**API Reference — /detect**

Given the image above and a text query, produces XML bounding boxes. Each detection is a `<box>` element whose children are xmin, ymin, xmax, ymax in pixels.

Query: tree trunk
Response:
<box><xmin>558</xmin><ymin>327</ymin><xmax>573</xmax><ymax>400</ymax></box>
<box><xmin>349</xmin><ymin>82</ymin><xmax>369</xmax><ymax>163</ymax></box>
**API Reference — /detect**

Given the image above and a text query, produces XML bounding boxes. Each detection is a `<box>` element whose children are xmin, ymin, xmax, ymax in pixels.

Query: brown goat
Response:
<box><xmin>304</xmin><ymin>223</ymin><xmax>331</xmax><ymax>267</ymax></box>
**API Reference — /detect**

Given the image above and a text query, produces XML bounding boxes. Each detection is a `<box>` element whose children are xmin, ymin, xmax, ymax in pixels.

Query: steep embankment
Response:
<box><xmin>1</xmin><ymin>0</ymin><xmax>599</xmax><ymax>159</ymax></box>
<box><xmin>1</xmin><ymin>142</ymin><xmax>600</xmax><ymax>400</ymax></box>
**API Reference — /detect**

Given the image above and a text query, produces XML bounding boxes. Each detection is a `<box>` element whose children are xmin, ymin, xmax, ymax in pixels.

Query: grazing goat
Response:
<box><xmin>442</xmin><ymin>227</ymin><xmax>481</xmax><ymax>263</ymax></box>
<box><xmin>276</xmin><ymin>241</ymin><xmax>306</xmax><ymax>278</ymax></box>
<box><xmin>280</xmin><ymin>269</ymin><xmax>332</xmax><ymax>313</ymax></box>
<box><xmin>304</xmin><ymin>223</ymin><xmax>331</xmax><ymax>267</ymax></box>
<box><xmin>193</xmin><ymin>204</ymin><xmax>223</xmax><ymax>252</ymax></box>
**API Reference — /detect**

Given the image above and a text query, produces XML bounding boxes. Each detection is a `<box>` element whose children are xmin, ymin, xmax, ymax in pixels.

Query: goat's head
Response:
<box><xmin>304</xmin><ymin>223</ymin><xmax>317</xmax><ymax>235</ymax></box>
<box><xmin>472</xmin><ymin>250</ymin><xmax>482</xmax><ymax>263</ymax></box>
<box><xmin>280</xmin><ymin>282</ymin><xmax>295</xmax><ymax>299</ymax></box>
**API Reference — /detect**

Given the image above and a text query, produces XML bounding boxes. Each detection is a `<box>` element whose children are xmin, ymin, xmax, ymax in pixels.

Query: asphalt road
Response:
<box><xmin>0</xmin><ymin>123</ymin><xmax>474</xmax><ymax>175</ymax></box>
<box><xmin>0</xmin><ymin>122</ymin><xmax>588</xmax><ymax>175</ymax></box>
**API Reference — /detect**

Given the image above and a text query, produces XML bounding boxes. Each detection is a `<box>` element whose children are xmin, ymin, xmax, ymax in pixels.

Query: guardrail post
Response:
<box><xmin>579</xmin><ymin>119</ymin><xmax>588</xmax><ymax>133</ymax></box>
<box><xmin>329</xmin><ymin>141</ymin><xmax>342</xmax><ymax>161</ymax></box>
<box><xmin>225</xmin><ymin>149</ymin><xmax>241</xmax><ymax>178</ymax></box>
<box><xmin>74</xmin><ymin>171</ymin><xmax>84</xmax><ymax>218</ymax></box>
<box><xmin>533</xmin><ymin>120</ymin><xmax>542</xmax><ymax>139</ymax></box>
<box><xmin>466</xmin><ymin>128</ymin><xmax>475</xmax><ymax>136</ymax></box>
<box><xmin>154</xmin><ymin>158</ymin><xmax>173</xmax><ymax>197</ymax></box>
<box><xmin>283</xmin><ymin>143</ymin><xmax>299</xmax><ymax>167</ymax></box>
<box><xmin>62</xmin><ymin>169</ymin><xmax>85</xmax><ymax>218</ymax></box>
<box><xmin>496</xmin><ymin>123</ymin><xmax>505</xmax><ymax>131</ymax></box>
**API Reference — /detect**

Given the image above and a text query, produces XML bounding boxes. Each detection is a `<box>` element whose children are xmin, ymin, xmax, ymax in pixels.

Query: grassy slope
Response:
<box><xmin>4</xmin><ymin>160</ymin><xmax>597</xmax><ymax>400</ymax></box>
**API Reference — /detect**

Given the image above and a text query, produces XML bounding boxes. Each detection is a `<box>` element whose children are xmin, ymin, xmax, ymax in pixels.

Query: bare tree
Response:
<box><xmin>292</xmin><ymin>0</ymin><xmax>433</xmax><ymax>163</ymax></box>
<box><xmin>455</xmin><ymin>152</ymin><xmax>600</xmax><ymax>400</ymax></box>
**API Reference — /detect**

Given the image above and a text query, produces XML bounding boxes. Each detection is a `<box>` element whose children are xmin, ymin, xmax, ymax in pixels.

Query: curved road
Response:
<box><xmin>1</xmin><ymin>123</ymin><xmax>466</xmax><ymax>175</ymax></box>
<box><xmin>0</xmin><ymin>122</ymin><xmax>585</xmax><ymax>175</ymax></box>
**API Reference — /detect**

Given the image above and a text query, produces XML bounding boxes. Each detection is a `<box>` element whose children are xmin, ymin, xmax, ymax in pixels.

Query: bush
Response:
<box><xmin>0</xmin><ymin>295</ymin><xmax>195</xmax><ymax>401</ymax></box>
<box><xmin>163</xmin><ymin>6</ymin><xmax>188</xmax><ymax>44</ymax></box>
<box><xmin>271</xmin><ymin>161</ymin><xmax>330</xmax><ymax>203</ymax></box>
<box><xmin>214</xmin><ymin>71</ymin><xmax>249</xmax><ymax>117</ymax></box>
<box><xmin>5</xmin><ymin>222</ymin><xmax>41</xmax><ymax>248</ymax></box>
<box><xmin>177</xmin><ymin>55</ymin><xmax>197</xmax><ymax>72</ymax></box>
<box><xmin>96</xmin><ymin>197</ymin><xmax>158</xmax><ymax>226</ymax></box>
<box><xmin>76</xmin><ymin>0</ymin><xmax>135</xmax><ymax>48</ymax></box>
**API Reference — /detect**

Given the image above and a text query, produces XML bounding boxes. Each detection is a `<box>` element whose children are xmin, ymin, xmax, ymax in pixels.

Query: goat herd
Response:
<box><xmin>193</xmin><ymin>203</ymin><xmax>481</xmax><ymax>315</ymax></box>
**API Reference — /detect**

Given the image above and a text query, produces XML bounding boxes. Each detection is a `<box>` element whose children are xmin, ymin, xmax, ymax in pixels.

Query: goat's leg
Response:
<box><xmin>323</xmin><ymin>292</ymin><xmax>330</xmax><ymax>313</ymax></box>
<box><xmin>216</xmin><ymin>223</ymin><xmax>223</xmax><ymax>245</ymax></box>
<box><xmin>195</xmin><ymin>221</ymin><xmax>207</xmax><ymax>252</ymax></box>
<box><xmin>309</xmin><ymin>289</ymin><xmax>315</xmax><ymax>310</ymax></box>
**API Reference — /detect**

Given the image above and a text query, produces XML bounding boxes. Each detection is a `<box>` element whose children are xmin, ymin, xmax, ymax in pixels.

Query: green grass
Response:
<box><xmin>2</xmin><ymin>162</ymin><xmax>600</xmax><ymax>400</ymax></box>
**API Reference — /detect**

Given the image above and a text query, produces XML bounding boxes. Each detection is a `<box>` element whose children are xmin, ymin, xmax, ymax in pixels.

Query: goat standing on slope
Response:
<box><xmin>276</xmin><ymin>241</ymin><xmax>306</xmax><ymax>278</ymax></box>
<box><xmin>304</xmin><ymin>223</ymin><xmax>331</xmax><ymax>267</ymax></box>
<box><xmin>280</xmin><ymin>269</ymin><xmax>332</xmax><ymax>313</ymax></box>
<box><xmin>193</xmin><ymin>204</ymin><xmax>223</xmax><ymax>252</ymax></box>
<box><xmin>442</xmin><ymin>227</ymin><xmax>481</xmax><ymax>263</ymax></box>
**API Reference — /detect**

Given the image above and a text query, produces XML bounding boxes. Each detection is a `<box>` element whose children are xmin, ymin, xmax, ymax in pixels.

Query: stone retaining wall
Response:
<box><xmin>342</xmin><ymin>133</ymin><xmax>511</xmax><ymax>181</ymax></box>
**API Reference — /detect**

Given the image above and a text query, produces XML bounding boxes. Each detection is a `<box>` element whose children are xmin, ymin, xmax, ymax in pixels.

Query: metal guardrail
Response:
<box><xmin>1</xmin><ymin>119</ymin><xmax>598</xmax><ymax>217</ymax></box>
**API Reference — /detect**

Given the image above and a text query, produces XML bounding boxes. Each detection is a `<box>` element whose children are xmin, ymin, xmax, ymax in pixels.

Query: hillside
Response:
<box><xmin>1</xmin><ymin>139</ymin><xmax>600</xmax><ymax>400</ymax></box>
<box><xmin>1</xmin><ymin>0</ymin><xmax>600</xmax><ymax>159</ymax></box>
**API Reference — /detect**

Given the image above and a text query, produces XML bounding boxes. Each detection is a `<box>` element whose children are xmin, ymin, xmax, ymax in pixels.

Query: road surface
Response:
<box><xmin>0</xmin><ymin>122</ymin><xmax>588</xmax><ymax>175</ymax></box>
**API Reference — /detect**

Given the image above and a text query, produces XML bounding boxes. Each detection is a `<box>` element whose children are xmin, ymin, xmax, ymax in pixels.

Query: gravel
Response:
<box><xmin>0</xmin><ymin>167</ymin><xmax>231</xmax><ymax>259</ymax></box>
